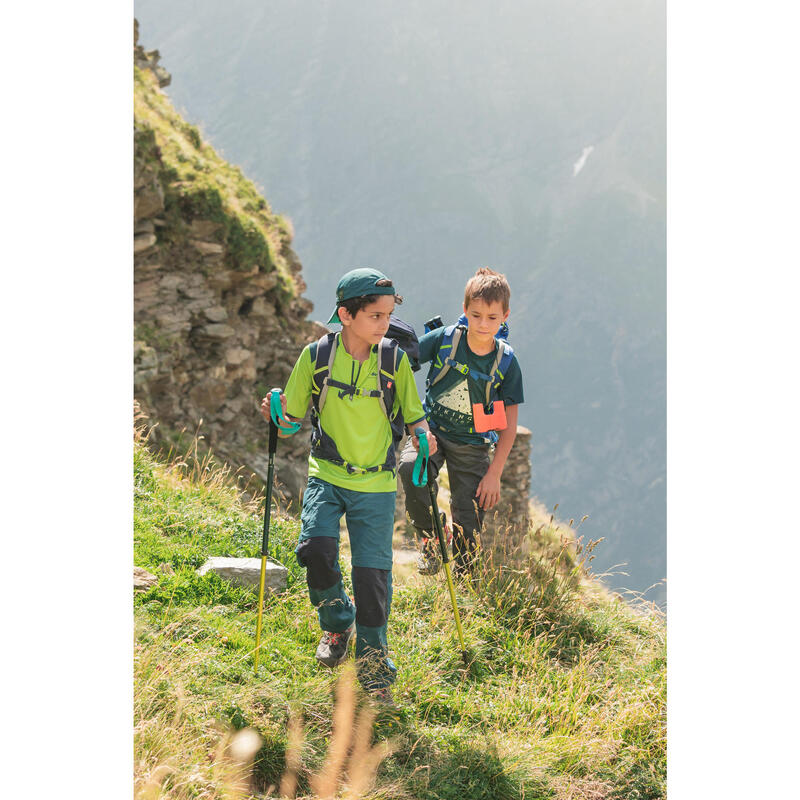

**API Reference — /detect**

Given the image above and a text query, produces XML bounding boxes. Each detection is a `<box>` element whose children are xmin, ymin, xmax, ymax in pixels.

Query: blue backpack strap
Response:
<box><xmin>428</xmin><ymin>324</ymin><xmax>467</xmax><ymax>388</ymax></box>
<box><xmin>484</xmin><ymin>339</ymin><xmax>515</xmax><ymax>407</ymax></box>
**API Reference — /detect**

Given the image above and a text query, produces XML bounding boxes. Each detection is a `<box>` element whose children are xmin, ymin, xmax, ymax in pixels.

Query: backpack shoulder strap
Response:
<box><xmin>377</xmin><ymin>337</ymin><xmax>399</xmax><ymax>421</ymax></box>
<box><xmin>429</xmin><ymin>324</ymin><xmax>466</xmax><ymax>387</ymax></box>
<box><xmin>484</xmin><ymin>339</ymin><xmax>515</xmax><ymax>406</ymax></box>
<box><xmin>310</xmin><ymin>332</ymin><xmax>338</xmax><ymax>413</ymax></box>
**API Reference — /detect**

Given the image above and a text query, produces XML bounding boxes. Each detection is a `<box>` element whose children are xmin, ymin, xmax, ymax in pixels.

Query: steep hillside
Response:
<box><xmin>134</xmin><ymin>421</ymin><xmax>666</xmax><ymax>799</ymax></box>
<box><xmin>134</xmin><ymin>24</ymin><xmax>320</xmax><ymax>499</ymax></box>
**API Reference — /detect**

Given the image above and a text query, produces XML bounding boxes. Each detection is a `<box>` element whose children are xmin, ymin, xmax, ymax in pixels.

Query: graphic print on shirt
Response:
<box><xmin>430</xmin><ymin>376</ymin><xmax>474</xmax><ymax>430</ymax></box>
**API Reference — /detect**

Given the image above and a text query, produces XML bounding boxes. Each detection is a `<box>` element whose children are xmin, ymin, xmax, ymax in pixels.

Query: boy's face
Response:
<box><xmin>339</xmin><ymin>294</ymin><xmax>395</xmax><ymax>346</ymax></box>
<box><xmin>463</xmin><ymin>298</ymin><xmax>509</xmax><ymax>344</ymax></box>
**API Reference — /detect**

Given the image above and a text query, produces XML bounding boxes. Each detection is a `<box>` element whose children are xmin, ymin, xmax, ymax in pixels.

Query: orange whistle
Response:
<box><xmin>472</xmin><ymin>400</ymin><xmax>507</xmax><ymax>433</ymax></box>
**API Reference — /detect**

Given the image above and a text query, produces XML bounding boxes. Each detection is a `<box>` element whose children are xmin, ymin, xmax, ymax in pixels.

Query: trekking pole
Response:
<box><xmin>413</xmin><ymin>427</ymin><xmax>469</xmax><ymax>666</ymax></box>
<box><xmin>254</xmin><ymin>389</ymin><xmax>300</xmax><ymax>671</ymax></box>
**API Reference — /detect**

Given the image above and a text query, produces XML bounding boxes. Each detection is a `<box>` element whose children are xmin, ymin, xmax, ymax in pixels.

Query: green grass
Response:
<box><xmin>134</xmin><ymin>423</ymin><xmax>665</xmax><ymax>799</ymax></box>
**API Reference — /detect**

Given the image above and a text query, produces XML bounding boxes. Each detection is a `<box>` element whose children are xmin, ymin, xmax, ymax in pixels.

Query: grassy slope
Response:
<box><xmin>134</xmin><ymin>426</ymin><xmax>665</xmax><ymax>800</ymax></box>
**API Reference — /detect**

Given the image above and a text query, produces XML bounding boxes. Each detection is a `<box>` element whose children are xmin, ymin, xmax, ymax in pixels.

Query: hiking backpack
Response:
<box><xmin>306</xmin><ymin>316</ymin><xmax>420</xmax><ymax>473</ymax></box>
<box><xmin>425</xmin><ymin>313</ymin><xmax>515</xmax><ymax>412</ymax></box>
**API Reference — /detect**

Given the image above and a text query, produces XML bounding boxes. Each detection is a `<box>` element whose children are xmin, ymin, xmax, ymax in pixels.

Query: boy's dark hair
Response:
<box><xmin>464</xmin><ymin>267</ymin><xmax>511</xmax><ymax>312</ymax></box>
<box><xmin>339</xmin><ymin>279</ymin><xmax>404</xmax><ymax>318</ymax></box>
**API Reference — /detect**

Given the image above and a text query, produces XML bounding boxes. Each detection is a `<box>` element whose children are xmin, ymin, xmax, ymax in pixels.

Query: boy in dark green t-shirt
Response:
<box><xmin>398</xmin><ymin>268</ymin><xmax>524</xmax><ymax>575</ymax></box>
<box><xmin>261</xmin><ymin>268</ymin><xmax>435</xmax><ymax>704</ymax></box>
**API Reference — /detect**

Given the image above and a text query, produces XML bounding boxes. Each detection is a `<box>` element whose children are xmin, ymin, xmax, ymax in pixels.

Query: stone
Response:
<box><xmin>190</xmin><ymin>239</ymin><xmax>225</xmax><ymax>256</ymax></box>
<box><xmin>225</xmin><ymin>347</ymin><xmax>252</xmax><ymax>365</ymax></box>
<box><xmin>189</xmin><ymin>379</ymin><xmax>228</xmax><ymax>413</ymax></box>
<box><xmin>196</xmin><ymin>557</ymin><xmax>288</xmax><ymax>592</ymax></box>
<box><xmin>134</xmin><ymin>233</ymin><xmax>157</xmax><ymax>253</ymax></box>
<box><xmin>204</xmin><ymin>306</ymin><xmax>229</xmax><ymax>323</ymax></box>
<box><xmin>134</xmin><ymin>566</ymin><xmax>158</xmax><ymax>591</ymax></box>
<box><xmin>189</xmin><ymin>220</ymin><xmax>223</xmax><ymax>238</ymax></box>
<box><xmin>135</xmin><ymin>185</ymin><xmax>164</xmax><ymax>220</ymax></box>
<box><xmin>196</xmin><ymin>323</ymin><xmax>235</xmax><ymax>340</ymax></box>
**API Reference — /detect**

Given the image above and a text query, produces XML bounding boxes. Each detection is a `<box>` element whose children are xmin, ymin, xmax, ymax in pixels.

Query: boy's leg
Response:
<box><xmin>343</xmin><ymin>487</ymin><xmax>397</xmax><ymax>691</ymax></box>
<box><xmin>440</xmin><ymin>437</ymin><xmax>492</xmax><ymax>574</ymax></box>
<box><xmin>295</xmin><ymin>478</ymin><xmax>356</xmax><ymax>646</ymax></box>
<box><xmin>398</xmin><ymin>435</ymin><xmax>448</xmax><ymax>572</ymax></box>
<box><xmin>397</xmin><ymin>436</ymin><xmax>445</xmax><ymax>532</ymax></box>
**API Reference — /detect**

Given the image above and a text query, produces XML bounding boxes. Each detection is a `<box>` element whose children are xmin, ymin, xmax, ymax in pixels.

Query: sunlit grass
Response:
<box><xmin>134</xmin><ymin>414</ymin><xmax>665</xmax><ymax>799</ymax></box>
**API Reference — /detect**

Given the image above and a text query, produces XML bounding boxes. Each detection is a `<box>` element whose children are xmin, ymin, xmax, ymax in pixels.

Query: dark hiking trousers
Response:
<box><xmin>295</xmin><ymin>477</ymin><xmax>396</xmax><ymax>690</ymax></box>
<box><xmin>398</xmin><ymin>432</ymin><xmax>491</xmax><ymax>573</ymax></box>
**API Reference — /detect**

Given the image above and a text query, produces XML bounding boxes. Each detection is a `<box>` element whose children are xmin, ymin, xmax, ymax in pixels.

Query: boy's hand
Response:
<box><xmin>411</xmin><ymin>430</ymin><xmax>438</xmax><ymax>456</ymax></box>
<box><xmin>260</xmin><ymin>389</ymin><xmax>287</xmax><ymax>422</ymax></box>
<box><xmin>475</xmin><ymin>469</ymin><xmax>501</xmax><ymax>510</ymax></box>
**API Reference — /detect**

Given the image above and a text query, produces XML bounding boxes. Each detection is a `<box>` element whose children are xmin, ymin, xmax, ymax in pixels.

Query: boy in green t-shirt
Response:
<box><xmin>398</xmin><ymin>268</ymin><xmax>524</xmax><ymax>575</ymax></box>
<box><xmin>261</xmin><ymin>268</ymin><xmax>435</xmax><ymax>703</ymax></box>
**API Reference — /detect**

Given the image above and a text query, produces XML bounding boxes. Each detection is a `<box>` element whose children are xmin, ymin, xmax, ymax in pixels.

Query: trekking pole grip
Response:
<box><xmin>412</xmin><ymin>426</ymin><xmax>430</xmax><ymax>487</ymax></box>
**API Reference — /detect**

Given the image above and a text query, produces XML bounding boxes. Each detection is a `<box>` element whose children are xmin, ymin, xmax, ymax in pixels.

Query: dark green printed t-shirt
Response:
<box><xmin>419</xmin><ymin>326</ymin><xmax>524</xmax><ymax>445</ymax></box>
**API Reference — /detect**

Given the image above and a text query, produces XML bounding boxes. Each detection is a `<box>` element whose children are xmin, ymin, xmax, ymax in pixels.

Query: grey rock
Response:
<box><xmin>190</xmin><ymin>239</ymin><xmax>225</xmax><ymax>256</ymax></box>
<box><xmin>134</xmin><ymin>566</ymin><xmax>158</xmax><ymax>591</ymax></box>
<box><xmin>204</xmin><ymin>306</ymin><xmax>229</xmax><ymax>323</ymax></box>
<box><xmin>134</xmin><ymin>233</ymin><xmax>157</xmax><ymax>253</ymax></box>
<box><xmin>196</xmin><ymin>557</ymin><xmax>288</xmax><ymax>592</ymax></box>
<box><xmin>135</xmin><ymin>185</ymin><xmax>164</xmax><ymax>220</ymax></box>
<box><xmin>197</xmin><ymin>323</ymin><xmax>235</xmax><ymax>340</ymax></box>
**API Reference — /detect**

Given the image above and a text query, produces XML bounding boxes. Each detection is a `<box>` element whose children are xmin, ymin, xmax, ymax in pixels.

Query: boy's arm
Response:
<box><xmin>475</xmin><ymin>402</ymin><xmax>519</xmax><ymax>510</ymax></box>
<box><xmin>259</xmin><ymin>346</ymin><xmax>313</xmax><ymax>438</ymax></box>
<box><xmin>417</xmin><ymin>327</ymin><xmax>445</xmax><ymax>365</ymax></box>
<box><xmin>394</xmin><ymin>350</ymin><xmax>438</xmax><ymax>455</ymax></box>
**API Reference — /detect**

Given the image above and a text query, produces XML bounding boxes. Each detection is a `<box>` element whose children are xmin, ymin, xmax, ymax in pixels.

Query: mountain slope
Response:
<box><xmin>134</xmin><ymin>421</ymin><xmax>666</xmax><ymax>799</ymax></box>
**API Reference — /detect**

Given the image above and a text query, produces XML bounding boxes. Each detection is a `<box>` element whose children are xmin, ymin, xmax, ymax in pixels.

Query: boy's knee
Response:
<box><xmin>352</xmin><ymin>566</ymin><xmax>390</xmax><ymax>627</ymax></box>
<box><xmin>397</xmin><ymin>453</ymin><xmax>415</xmax><ymax>486</ymax></box>
<box><xmin>296</xmin><ymin>536</ymin><xmax>340</xmax><ymax>590</ymax></box>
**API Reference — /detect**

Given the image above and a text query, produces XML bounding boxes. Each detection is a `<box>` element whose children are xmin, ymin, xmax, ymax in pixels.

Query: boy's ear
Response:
<box><xmin>337</xmin><ymin>306</ymin><xmax>353</xmax><ymax>326</ymax></box>
<box><xmin>502</xmin><ymin>308</ymin><xmax>510</xmax><ymax>322</ymax></box>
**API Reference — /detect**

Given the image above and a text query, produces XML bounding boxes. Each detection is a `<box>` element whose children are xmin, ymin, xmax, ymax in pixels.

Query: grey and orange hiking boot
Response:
<box><xmin>416</xmin><ymin>514</ymin><xmax>451</xmax><ymax>575</ymax></box>
<box><xmin>315</xmin><ymin>624</ymin><xmax>354</xmax><ymax>667</ymax></box>
<box><xmin>416</xmin><ymin>537</ymin><xmax>441</xmax><ymax>575</ymax></box>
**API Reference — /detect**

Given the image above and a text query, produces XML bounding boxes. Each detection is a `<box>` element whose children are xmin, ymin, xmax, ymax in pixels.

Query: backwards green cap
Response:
<box><xmin>327</xmin><ymin>267</ymin><xmax>397</xmax><ymax>324</ymax></box>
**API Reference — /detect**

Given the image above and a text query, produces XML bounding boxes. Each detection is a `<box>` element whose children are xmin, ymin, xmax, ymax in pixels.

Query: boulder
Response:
<box><xmin>196</xmin><ymin>557</ymin><xmax>288</xmax><ymax>592</ymax></box>
<box><xmin>134</xmin><ymin>566</ymin><xmax>158</xmax><ymax>591</ymax></box>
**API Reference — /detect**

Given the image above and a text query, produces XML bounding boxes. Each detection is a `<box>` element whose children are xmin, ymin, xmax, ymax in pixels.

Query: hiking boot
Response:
<box><xmin>368</xmin><ymin>686</ymin><xmax>394</xmax><ymax>706</ymax></box>
<box><xmin>315</xmin><ymin>624</ymin><xmax>354</xmax><ymax>667</ymax></box>
<box><xmin>416</xmin><ymin>515</ymin><xmax>451</xmax><ymax>575</ymax></box>
<box><xmin>417</xmin><ymin>537</ymin><xmax>441</xmax><ymax>575</ymax></box>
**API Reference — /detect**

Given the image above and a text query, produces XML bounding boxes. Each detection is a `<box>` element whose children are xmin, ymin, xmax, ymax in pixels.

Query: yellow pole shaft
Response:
<box><xmin>442</xmin><ymin>560</ymin><xmax>467</xmax><ymax>654</ymax></box>
<box><xmin>254</xmin><ymin>555</ymin><xmax>268</xmax><ymax>671</ymax></box>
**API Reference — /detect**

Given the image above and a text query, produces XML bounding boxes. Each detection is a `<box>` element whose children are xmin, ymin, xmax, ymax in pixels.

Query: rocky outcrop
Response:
<box><xmin>482</xmin><ymin>425</ymin><xmax>533</xmax><ymax>553</ymax></box>
<box><xmin>134</xmin><ymin>28</ymin><xmax>316</xmax><ymax>501</ymax></box>
<box><xmin>134</xmin><ymin>19</ymin><xmax>171</xmax><ymax>88</ymax></box>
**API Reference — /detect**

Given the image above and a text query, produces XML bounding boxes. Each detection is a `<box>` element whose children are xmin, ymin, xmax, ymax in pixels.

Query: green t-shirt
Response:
<box><xmin>284</xmin><ymin>334</ymin><xmax>426</xmax><ymax>492</ymax></box>
<box><xmin>419</xmin><ymin>326</ymin><xmax>524</xmax><ymax>445</ymax></box>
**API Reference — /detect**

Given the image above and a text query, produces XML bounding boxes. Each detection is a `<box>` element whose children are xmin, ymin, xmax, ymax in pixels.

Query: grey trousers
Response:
<box><xmin>397</xmin><ymin>432</ymin><xmax>491</xmax><ymax>572</ymax></box>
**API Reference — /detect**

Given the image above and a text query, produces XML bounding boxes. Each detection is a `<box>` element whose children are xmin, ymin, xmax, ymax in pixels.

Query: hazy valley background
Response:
<box><xmin>135</xmin><ymin>0</ymin><xmax>665</xmax><ymax>605</ymax></box>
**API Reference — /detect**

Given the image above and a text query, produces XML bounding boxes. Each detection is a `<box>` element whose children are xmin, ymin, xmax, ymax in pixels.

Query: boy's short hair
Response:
<box><xmin>339</xmin><ymin>280</ymin><xmax>404</xmax><ymax>318</ymax></box>
<box><xmin>464</xmin><ymin>267</ymin><xmax>511</xmax><ymax>312</ymax></box>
